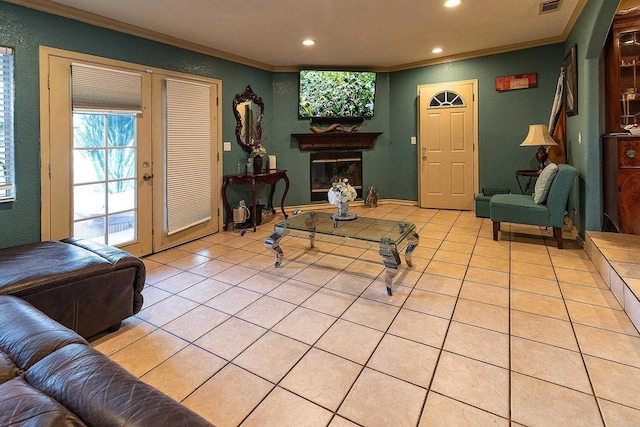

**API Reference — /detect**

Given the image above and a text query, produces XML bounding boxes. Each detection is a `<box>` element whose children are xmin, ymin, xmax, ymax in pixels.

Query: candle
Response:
<box><xmin>268</xmin><ymin>154</ymin><xmax>277</xmax><ymax>170</ymax></box>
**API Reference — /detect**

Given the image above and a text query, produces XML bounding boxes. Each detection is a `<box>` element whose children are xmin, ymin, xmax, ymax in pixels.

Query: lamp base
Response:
<box><xmin>535</xmin><ymin>146</ymin><xmax>548</xmax><ymax>171</ymax></box>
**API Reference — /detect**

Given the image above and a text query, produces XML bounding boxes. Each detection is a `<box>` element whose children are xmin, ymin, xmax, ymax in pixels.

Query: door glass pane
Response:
<box><xmin>108</xmin><ymin>211</ymin><xmax>136</xmax><ymax>245</ymax></box>
<box><xmin>73</xmin><ymin>113</ymin><xmax>106</xmax><ymax>148</ymax></box>
<box><xmin>108</xmin><ymin>148</ymin><xmax>135</xmax><ymax>180</ymax></box>
<box><xmin>108</xmin><ymin>179</ymin><xmax>135</xmax><ymax>213</ymax></box>
<box><xmin>73</xmin><ymin>149</ymin><xmax>106</xmax><ymax>183</ymax></box>
<box><xmin>74</xmin><ymin>183</ymin><xmax>105</xmax><ymax>220</ymax></box>
<box><xmin>73</xmin><ymin>112</ymin><xmax>137</xmax><ymax>246</ymax></box>
<box><xmin>107</xmin><ymin>115</ymin><xmax>136</xmax><ymax>147</ymax></box>
<box><xmin>74</xmin><ymin>218</ymin><xmax>105</xmax><ymax>244</ymax></box>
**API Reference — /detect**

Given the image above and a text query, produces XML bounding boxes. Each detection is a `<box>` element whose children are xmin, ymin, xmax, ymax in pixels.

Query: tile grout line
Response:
<box><xmin>545</xmin><ymin>228</ymin><xmax>608</xmax><ymax>427</ymax></box>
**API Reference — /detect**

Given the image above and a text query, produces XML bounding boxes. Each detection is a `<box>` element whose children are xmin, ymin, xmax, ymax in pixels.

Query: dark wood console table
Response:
<box><xmin>222</xmin><ymin>169</ymin><xmax>290</xmax><ymax>231</ymax></box>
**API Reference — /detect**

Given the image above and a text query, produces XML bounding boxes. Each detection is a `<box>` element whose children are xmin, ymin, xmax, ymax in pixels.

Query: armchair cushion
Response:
<box><xmin>533</xmin><ymin>162</ymin><xmax>558</xmax><ymax>204</ymax></box>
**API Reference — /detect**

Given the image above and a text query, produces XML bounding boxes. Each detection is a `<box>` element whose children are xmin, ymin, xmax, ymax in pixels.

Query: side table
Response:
<box><xmin>222</xmin><ymin>169</ymin><xmax>290</xmax><ymax>231</ymax></box>
<box><xmin>515</xmin><ymin>170</ymin><xmax>539</xmax><ymax>194</ymax></box>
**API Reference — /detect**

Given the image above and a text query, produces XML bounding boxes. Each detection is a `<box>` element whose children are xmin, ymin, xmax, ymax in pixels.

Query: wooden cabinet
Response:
<box><xmin>602</xmin><ymin>136</ymin><xmax>640</xmax><ymax>234</ymax></box>
<box><xmin>605</xmin><ymin>12</ymin><xmax>640</xmax><ymax>133</ymax></box>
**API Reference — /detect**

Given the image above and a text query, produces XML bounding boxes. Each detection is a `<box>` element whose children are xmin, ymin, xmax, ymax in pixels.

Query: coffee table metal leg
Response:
<box><xmin>384</xmin><ymin>267</ymin><xmax>398</xmax><ymax>296</ymax></box>
<box><xmin>405</xmin><ymin>232</ymin><xmax>420</xmax><ymax>267</ymax></box>
<box><xmin>265</xmin><ymin>232</ymin><xmax>284</xmax><ymax>267</ymax></box>
<box><xmin>379</xmin><ymin>237</ymin><xmax>402</xmax><ymax>296</ymax></box>
<box><xmin>309</xmin><ymin>232</ymin><xmax>315</xmax><ymax>249</ymax></box>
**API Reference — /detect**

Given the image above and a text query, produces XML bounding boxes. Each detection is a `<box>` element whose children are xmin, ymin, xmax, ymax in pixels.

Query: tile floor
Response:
<box><xmin>91</xmin><ymin>204</ymin><xmax>640</xmax><ymax>426</ymax></box>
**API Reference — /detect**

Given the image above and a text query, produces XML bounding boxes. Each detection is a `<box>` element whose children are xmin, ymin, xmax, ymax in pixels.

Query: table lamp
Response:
<box><xmin>519</xmin><ymin>124</ymin><xmax>559</xmax><ymax>172</ymax></box>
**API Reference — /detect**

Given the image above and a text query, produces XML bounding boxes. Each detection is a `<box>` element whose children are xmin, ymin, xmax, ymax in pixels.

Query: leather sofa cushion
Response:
<box><xmin>0</xmin><ymin>351</ymin><xmax>19</xmax><ymax>385</ymax></box>
<box><xmin>27</xmin><ymin>343</ymin><xmax>212</xmax><ymax>426</ymax></box>
<box><xmin>0</xmin><ymin>241</ymin><xmax>116</xmax><ymax>295</ymax></box>
<box><xmin>0</xmin><ymin>296</ymin><xmax>86</xmax><ymax>370</ymax></box>
<box><xmin>0</xmin><ymin>377</ymin><xmax>86</xmax><ymax>426</ymax></box>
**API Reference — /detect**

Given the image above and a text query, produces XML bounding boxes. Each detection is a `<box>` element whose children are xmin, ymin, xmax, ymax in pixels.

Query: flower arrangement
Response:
<box><xmin>251</xmin><ymin>144</ymin><xmax>266</xmax><ymax>158</ymax></box>
<box><xmin>328</xmin><ymin>178</ymin><xmax>357</xmax><ymax>205</ymax></box>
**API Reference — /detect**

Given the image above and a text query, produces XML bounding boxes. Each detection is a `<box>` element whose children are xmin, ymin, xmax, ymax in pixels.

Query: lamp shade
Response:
<box><xmin>519</xmin><ymin>124</ymin><xmax>559</xmax><ymax>147</ymax></box>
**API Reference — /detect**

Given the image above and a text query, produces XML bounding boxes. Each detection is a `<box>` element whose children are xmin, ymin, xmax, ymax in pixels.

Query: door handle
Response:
<box><xmin>143</xmin><ymin>173</ymin><xmax>154</xmax><ymax>181</ymax></box>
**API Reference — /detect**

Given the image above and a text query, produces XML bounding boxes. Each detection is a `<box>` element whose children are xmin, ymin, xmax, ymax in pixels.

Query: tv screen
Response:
<box><xmin>298</xmin><ymin>70</ymin><xmax>376</xmax><ymax>119</ymax></box>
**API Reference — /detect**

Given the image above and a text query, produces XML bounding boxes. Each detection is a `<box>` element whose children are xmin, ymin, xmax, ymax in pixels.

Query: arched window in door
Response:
<box><xmin>428</xmin><ymin>90</ymin><xmax>465</xmax><ymax>108</ymax></box>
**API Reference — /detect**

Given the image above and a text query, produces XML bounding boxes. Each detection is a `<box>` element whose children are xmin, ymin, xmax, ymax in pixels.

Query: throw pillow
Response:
<box><xmin>533</xmin><ymin>163</ymin><xmax>559</xmax><ymax>204</ymax></box>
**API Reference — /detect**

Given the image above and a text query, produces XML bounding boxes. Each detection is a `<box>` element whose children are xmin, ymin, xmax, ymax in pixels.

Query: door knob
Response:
<box><xmin>143</xmin><ymin>173</ymin><xmax>154</xmax><ymax>181</ymax></box>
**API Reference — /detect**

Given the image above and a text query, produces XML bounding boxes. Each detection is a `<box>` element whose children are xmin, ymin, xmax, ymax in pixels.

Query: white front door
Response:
<box><xmin>418</xmin><ymin>80</ymin><xmax>477</xmax><ymax>210</ymax></box>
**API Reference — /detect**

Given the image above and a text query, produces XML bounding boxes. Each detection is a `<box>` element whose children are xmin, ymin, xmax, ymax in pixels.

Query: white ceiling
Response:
<box><xmin>20</xmin><ymin>0</ymin><xmax>586</xmax><ymax>70</ymax></box>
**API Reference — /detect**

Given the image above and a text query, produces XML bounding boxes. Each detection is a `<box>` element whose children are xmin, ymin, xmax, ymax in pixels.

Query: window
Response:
<box><xmin>0</xmin><ymin>47</ymin><xmax>15</xmax><ymax>202</ymax></box>
<box><xmin>429</xmin><ymin>90</ymin><xmax>465</xmax><ymax>108</ymax></box>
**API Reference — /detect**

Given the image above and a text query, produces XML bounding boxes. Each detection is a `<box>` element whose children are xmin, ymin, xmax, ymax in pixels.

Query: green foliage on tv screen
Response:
<box><xmin>299</xmin><ymin>70</ymin><xmax>376</xmax><ymax>118</ymax></box>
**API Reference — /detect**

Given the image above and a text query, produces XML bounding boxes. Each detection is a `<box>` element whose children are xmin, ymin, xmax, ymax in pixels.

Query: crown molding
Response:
<box><xmin>7</xmin><ymin>0</ymin><xmax>587</xmax><ymax>74</ymax></box>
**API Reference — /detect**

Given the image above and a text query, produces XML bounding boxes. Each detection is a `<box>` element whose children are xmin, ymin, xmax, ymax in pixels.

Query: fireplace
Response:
<box><xmin>310</xmin><ymin>151</ymin><xmax>363</xmax><ymax>202</ymax></box>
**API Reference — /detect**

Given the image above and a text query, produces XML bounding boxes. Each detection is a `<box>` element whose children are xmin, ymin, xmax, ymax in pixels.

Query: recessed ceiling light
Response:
<box><xmin>302</xmin><ymin>39</ymin><xmax>315</xmax><ymax>46</ymax></box>
<box><xmin>432</xmin><ymin>47</ymin><xmax>444</xmax><ymax>54</ymax></box>
<box><xmin>444</xmin><ymin>0</ymin><xmax>461</xmax><ymax>7</ymax></box>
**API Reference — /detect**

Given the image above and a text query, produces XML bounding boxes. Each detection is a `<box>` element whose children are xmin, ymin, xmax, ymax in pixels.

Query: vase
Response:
<box><xmin>337</xmin><ymin>201</ymin><xmax>349</xmax><ymax>217</ymax></box>
<box><xmin>253</xmin><ymin>156</ymin><xmax>263</xmax><ymax>174</ymax></box>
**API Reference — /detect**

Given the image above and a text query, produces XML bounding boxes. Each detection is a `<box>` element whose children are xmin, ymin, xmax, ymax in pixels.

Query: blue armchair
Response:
<box><xmin>490</xmin><ymin>164</ymin><xmax>577</xmax><ymax>249</ymax></box>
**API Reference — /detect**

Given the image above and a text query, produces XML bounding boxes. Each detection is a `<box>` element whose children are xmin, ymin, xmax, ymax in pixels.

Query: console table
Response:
<box><xmin>222</xmin><ymin>169</ymin><xmax>290</xmax><ymax>231</ymax></box>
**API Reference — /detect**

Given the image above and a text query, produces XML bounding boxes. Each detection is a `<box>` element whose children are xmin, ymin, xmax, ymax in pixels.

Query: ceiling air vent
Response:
<box><xmin>539</xmin><ymin>0</ymin><xmax>562</xmax><ymax>14</ymax></box>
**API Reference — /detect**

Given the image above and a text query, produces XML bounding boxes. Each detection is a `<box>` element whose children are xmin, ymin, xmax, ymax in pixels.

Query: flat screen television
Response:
<box><xmin>298</xmin><ymin>70</ymin><xmax>376</xmax><ymax>120</ymax></box>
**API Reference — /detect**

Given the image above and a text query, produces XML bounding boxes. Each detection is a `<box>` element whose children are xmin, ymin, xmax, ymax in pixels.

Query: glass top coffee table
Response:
<box><xmin>264</xmin><ymin>211</ymin><xmax>419</xmax><ymax>295</ymax></box>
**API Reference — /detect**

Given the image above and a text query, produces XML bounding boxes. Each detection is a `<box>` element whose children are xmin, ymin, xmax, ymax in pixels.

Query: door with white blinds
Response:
<box><xmin>41</xmin><ymin>48</ymin><xmax>221</xmax><ymax>256</ymax></box>
<box><xmin>152</xmin><ymin>74</ymin><xmax>219</xmax><ymax>251</ymax></box>
<box><xmin>44</xmin><ymin>55</ymin><xmax>153</xmax><ymax>256</ymax></box>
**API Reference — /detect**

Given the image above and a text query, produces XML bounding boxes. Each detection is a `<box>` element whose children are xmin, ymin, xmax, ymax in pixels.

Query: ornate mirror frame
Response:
<box><xmin>233</xmin><ymin>85</ymin><xmax>265</xmax><ymax>154</ymax></box>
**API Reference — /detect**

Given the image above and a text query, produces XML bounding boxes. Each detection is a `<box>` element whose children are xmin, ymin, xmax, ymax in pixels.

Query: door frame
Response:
<box><xmin>417</xmin><ymin>79</ymin><xmax>479</xmax><ymax>209</ymax></box>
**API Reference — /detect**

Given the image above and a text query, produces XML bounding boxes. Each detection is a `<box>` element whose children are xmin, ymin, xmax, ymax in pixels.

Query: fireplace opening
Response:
<box><xmin>310</xmin><ymin>151</ymin><xmax>363</xmax><ymax>202</ymax></box>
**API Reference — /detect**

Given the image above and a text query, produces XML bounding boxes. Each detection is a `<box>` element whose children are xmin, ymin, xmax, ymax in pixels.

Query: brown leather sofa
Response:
<box><xmin>0</xmin><ymin>295</ymin><xmax>212</xmax><ymax>426</ymax></box>
<box><xmin>0</xmin><ymin>238</ymin><xmax>146</xmax><ymax>339</ymax></box>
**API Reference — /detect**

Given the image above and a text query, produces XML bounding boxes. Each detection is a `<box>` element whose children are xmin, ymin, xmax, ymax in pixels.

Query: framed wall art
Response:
<box><xmin>495</xmin><ymin>73</ymin><xmax>537</xmax><ymax>91</ymax></box>
<box><xmin>564</xmin><ymin>44</ymin><xmax>578</xmax><ymax>116</ymax></box>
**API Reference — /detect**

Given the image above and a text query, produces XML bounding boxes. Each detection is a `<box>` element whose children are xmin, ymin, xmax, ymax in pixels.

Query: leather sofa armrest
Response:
<box><xmin>62</xmin><ymin>238</ymin><xmax>146</xmax><ymax>313</ymax></box>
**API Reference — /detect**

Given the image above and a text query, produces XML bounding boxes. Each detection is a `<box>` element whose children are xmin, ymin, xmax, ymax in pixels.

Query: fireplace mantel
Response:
<box><xmin>292</xmin><ymin>132</ymin><xmax>382</xmax><ymax>151</ymax></box>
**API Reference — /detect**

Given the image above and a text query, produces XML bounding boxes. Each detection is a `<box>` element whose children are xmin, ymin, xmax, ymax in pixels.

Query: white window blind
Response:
<box><xmin>0</xmin><ymin>47</ymin><xmax>15</xmax><ymax>202</ymax></box>
<box><xmin>165</xmin><ymin>78</ymin><xmax>212</xmax><ymax>234</ymax></box>
<box><xmin>71</xmin><ymin>63</ymin><xmax>142</xmax><ymax>113</ymax></box>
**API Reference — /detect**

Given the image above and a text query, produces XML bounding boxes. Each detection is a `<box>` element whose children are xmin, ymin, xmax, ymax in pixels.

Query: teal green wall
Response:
<box><xmin>389</xmin><ymin>45</ymin><xmax>565</xmax><ymax>201</ymax></box>
<box><xmin>563</xmin><ymin>0</ymin><xmax>618</xmax><ymax>234</ymax></box>
<box><xmin>270</xmin><ymin>72</ymin><xmax>391</xmax><ymax>204</ymax></box>
<box><xmin>0</xmin><ymin>1</ymin><xmax>271</xmax><ymax>248</ymax></box>
<box><xmin>0</xmin><ymin>0</ymin><xmax>620</xmax><ymax>248</ymax></box>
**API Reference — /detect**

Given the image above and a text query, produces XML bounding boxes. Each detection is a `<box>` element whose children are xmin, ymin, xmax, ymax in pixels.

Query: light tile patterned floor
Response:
<box><xmin>91</xmin><ymin>204</ymin><xmax>640</xmax><ymax>426</ymax></box>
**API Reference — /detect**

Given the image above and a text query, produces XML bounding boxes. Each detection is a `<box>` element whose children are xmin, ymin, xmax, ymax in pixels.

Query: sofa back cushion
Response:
<box><xmin>0</xmin><ymin>296</ymin><xmax>86</xmax><ymax>370</ymax></box>
<box><xmin>533</xmin><ymin>163</ymin><xmax>559</xmax><ymax>204</ymax></box>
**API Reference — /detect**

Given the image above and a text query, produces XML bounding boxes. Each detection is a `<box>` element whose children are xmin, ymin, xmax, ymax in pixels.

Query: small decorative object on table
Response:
<box><xmin>251</xmin><ymin>144</ymin><xmax>266</xmax><ymax>174</ymax></box>
<box><xmin>328</xmin><ymin>178</ymin><xmax>358</xmax><ymax>222</ymax></box>
<box><xmin>364</xmin><ymin>186</ymin><xmax>379</xmax><ymax>207</ymax></box>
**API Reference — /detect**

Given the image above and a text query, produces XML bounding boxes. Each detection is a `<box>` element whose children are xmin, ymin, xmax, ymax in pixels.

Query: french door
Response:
<box><xmin>40</xmin><ymin>48</ymin><xmax>221</xmax><ymax>256</ymax></box>
<box><xmin>43</xmin><ymin>54</ymin><xmax>152</xmax><ymax>256</ymax></box>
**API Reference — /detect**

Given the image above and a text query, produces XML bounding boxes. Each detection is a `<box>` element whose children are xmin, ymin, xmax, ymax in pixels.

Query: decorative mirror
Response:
<box><xmin>233</xmin><ymin>85</ymin><xmax>264</xmax><ymax>154</ymax></box>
